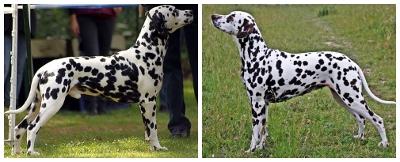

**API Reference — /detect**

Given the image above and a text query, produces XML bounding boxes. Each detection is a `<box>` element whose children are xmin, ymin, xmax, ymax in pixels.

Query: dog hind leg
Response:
<box><xmin>352</xmin><ymin>101</ymin><xmax>388</xmax><ymax>147</ymax></box>
<box><xmin>11</xmin><ymin>90</ymin><xmax>41</xmax><ymax>155</ymax></box>
<box><xmin>331</xmin><ymin>88</ymin><xmax>388</xmax><ymax>147</ymax></box>
<box><xmin>329</xmin><ymin>88</ymin><xmax>366</xmax><ymax>140</ymax></box>
<box><xmin>26</xmin><ymin>93</ymin><xmax>66</xmax><ymax>155</ymax></box>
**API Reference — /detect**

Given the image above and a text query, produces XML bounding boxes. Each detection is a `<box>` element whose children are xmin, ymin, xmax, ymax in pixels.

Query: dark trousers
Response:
<box><xmin>146</xmin><ymin>4</ymin><xmax>198</xmax><ymax>133</ymax></box>
<box><xmin>4</xmin><ymin>34</ymin><xmax>27</xmax><ymax>107</ymax></box>
<box><xmin>77</xmin><ymin>15</ymin><xmax>116</xmax><ymax>114</ymax></box>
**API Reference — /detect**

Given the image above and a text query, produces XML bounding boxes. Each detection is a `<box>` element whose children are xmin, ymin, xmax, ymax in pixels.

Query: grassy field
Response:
<box><xmin>202</xmin><ymin>4</ymin><xmax>395</xmax><ymax>158</ymax></box>
<box><xmin>3</xmin><ymin>80</ymin><xmax>198</xmax><ymax>158</ymax></box>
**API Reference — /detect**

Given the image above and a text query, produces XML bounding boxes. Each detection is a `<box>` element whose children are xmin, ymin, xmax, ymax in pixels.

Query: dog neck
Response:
<box><xmin>125</xmin><ymin>17</ymin><xmax>170</xmax><ymax>78</ymax></box>
<box><xmin>233</xmin><ymin>24</ymin><xmax>270</xmax><ymax>68</ymax></box>
<box><xmin>132</xmin><ymin>18</ymin><xmax>169</xmax><ymax>59</ymax></box>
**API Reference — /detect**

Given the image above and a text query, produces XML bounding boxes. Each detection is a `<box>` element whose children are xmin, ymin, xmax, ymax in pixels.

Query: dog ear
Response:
<box><xmin>237</xmin><ymin>19</ymin><xmax>254</xmax><ymax>38</ymax></box>
<box><xmin>149</xmin><ymin>12</ymin><xmax>169</xmax><ymax>39</ymax></box>
<box><xmin>156</xmin><ymin>21</ymin><xmax>169</xmax><ymax>39</ymax></box>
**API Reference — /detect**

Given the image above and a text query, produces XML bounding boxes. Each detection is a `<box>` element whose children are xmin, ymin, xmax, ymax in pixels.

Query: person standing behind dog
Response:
<box><xmin>143</xmin><ymin>4</ymin><xmax>198</xmax><ymax>138</ymax></box>
<box><xmin>69</xmin><ymin>6</ymin><xmax>122</xmax><ymax>115</ymax></box>
<box><xmin>4</xmin><ymin>4</ymin><xmax>37</xmax><ymax>108</ymax></box>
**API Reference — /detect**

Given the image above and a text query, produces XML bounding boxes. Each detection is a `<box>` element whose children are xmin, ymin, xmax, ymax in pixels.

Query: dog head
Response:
<box><xmin>211</xmin><ymin>11</ymin><xmax>255</xmax><ymax>38</ymax></box>
<box><xmin>147</xmin><ymin>5</ymin><xmax>194</xmax><ymax>39</ymax></box>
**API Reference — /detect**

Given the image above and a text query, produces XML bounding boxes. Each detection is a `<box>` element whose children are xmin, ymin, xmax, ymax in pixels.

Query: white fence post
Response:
<box><xmin>5</xmin><ymin>4</ymin><xmax>19</xmax><ymax>146</ymax></box>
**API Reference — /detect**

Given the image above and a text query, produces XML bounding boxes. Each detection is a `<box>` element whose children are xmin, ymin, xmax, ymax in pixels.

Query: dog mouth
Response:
<box><xmin>182</xmin><ymin>10</ymin><xmax>194</xmax><ymax>25</ymax></box>
<box><xmin>184</xmin><ymin>18</ymin><xmax>193</xmax><ymax>25</ymax></box>
<box><xmin>211</xmin><ymin>19</ymin><xmax>226</xmax><ymax>34</ymax></box>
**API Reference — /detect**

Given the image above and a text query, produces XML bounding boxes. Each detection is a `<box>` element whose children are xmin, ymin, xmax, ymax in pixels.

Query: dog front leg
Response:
<box><xmin>245</xmin><ymin>97</ymin><xmax>267</xmax><ymax>153</ymax></box>
<box><xmin>139</xmin><ymin>102</ymin><xmax>168</xmax><ymax>150</ymax></box>
<box><xmin>256</xmin><ymin>102</ymin><xmax>268</xmax><ymax>150</ymax></box>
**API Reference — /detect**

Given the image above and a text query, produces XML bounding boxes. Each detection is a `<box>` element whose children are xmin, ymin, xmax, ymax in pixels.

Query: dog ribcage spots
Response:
<box><xmin>318</xmin><ymin>59</ymin><xmax>324</xmax><ymax>65</ymax></box>
<box><xmin>84</xmin><ymin>66</ymin><xmax>92</xmax><ymax>72</ymax></box>
<box><xmin>275</xmin><ymin>60</ymin><xmax>283</xmax><ymax>77</ymax></box>
<box><xmin>343</xmin><ymin>77</ymin><xmax>350</xmax><ymax>86</ymax></box>
<box><xmin>315</xmin><ymin>64</ymin><xmax>321</xmax><ymax>70</ymax></box>
<box><xmin>295</xmin><ymin>68</ymin><xmax>303</xmax><ymax>77</ymax></box>
<box><xmin>336</xmin><ymin>71</ymin><xmax>342</xmax><ymax>80</ymax></box>
<box><xmin>62</xmin><ymin>78</ymin><xmax>69</xmax><ymax>87</ymax></box>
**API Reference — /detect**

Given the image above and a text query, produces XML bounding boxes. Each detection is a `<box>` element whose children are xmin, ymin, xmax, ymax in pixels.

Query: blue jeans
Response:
<box><xmin>163</xmin><ymin>5</ymin><xmax>198</xmax><ymax>133</ymax></box>
<box><xmin>159</xmin><ymin>29</ymin><xmax>185</xmax><ymax>108</ymax></box>
<box><xmin>4</xmin><ymin>34</ymin><xmax>27</xmax><ymax>107</ymax></box>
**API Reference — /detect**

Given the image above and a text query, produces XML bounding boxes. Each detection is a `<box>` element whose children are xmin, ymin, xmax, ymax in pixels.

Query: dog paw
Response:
<box><xmin>27</xmin><ymin>150</ymin><xmax>40</xmax><ymax>155</ymax></box>
<box><xmin>378</xmin><ymin>141</ymin><xmax>389</xmax><ymax>148</ymax></box>
<box><xmin>353</xmin><ymin>135</ymin><xmax>364</xmax><ymax>140</ymax></box>
<box><xmin>151</xmin><ymin>146</ymin><xmax>168</xmax><ymax>151</ymax></box>
<box><xmin>156</xmin><ymin>146</ymin><xmax>168</xmax><ymax>150</ymax></box>
<box><xmin>244</xmin><ymin>148</ymin><xmax>255</xmax><ymax>154</ymax></box>
<box><xmin>255</xmin><ymin>144</ymin><xmax>265</xmax><ymax>150</ymax></box>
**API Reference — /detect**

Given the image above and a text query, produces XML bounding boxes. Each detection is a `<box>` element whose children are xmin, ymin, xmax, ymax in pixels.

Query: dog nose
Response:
<box><xmin>211</xmin><ymin>14</ymin><xmax>221</xmax><ymax>20</ymax></box>
<box><xmin>185</xmin><ymin>10</ymin><xmax>194</xmax><ymax>17</ymax></box>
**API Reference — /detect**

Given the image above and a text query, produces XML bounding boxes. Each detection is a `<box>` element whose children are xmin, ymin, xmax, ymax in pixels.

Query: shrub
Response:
<box><xmin>318</xmin><ymin>6</ymin><xmax>337</xmax><ymax>17</ymax></box>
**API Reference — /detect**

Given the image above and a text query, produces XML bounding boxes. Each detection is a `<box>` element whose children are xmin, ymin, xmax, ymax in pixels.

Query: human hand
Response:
<box><xmin>113</xmin><ymin>7</ymin><xmax>122</xmax><ymax>15</ymax></box>
<box><xmin>70</xmin><ymin>14</ymin><xmax>80</xmax><ymax>36</ymax></box>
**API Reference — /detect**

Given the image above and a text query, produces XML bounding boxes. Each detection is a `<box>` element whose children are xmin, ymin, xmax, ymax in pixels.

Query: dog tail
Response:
<box><xmin>358</xmin><ymin>66</ymin><xmax>396</xmax><ymax>105</ymax></box>
<box><xmin>5</xmin><ymin>74</ymin><xmax>40</xmax><ymax>114</ymax></box>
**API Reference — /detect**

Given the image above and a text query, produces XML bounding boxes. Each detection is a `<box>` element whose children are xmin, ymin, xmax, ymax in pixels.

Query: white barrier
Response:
<box><xmin>4</xmin><ymin>4</ymin><xmax>20</xmax><ymax>146</ymax></box>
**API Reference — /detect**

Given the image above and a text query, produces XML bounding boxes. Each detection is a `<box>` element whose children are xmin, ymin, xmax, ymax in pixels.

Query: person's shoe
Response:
<box><xmin>97</xmin><ymin>107</ymin><xmax>110</xmax><ymax>115</ymax></box>
<box><xmin>171</xmin><ymin>130</ymin><xmax>190</xmax><ymax>138</ymax></box>
<box><xmin>86</xmin><ymin>109</ymin><xmax>98</xmax><ymax>115</ymax></box>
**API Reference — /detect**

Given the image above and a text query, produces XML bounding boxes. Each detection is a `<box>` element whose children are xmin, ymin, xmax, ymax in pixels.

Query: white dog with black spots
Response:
<box><xmin>211</xmin><ymin>11</ymin><xmax>395</xmax><ymax>153</ymax></box>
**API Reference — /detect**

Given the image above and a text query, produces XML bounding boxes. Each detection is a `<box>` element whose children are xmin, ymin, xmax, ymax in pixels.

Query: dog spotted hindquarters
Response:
<box><xmin>4</xmin><ymin>5</ymin><xmax>193</xmax><ymax>155</ymax></box>
<box><xmin>211</xmin><ymin>11</ymin><xmax>395</xmax><ymax>152</ymax></box>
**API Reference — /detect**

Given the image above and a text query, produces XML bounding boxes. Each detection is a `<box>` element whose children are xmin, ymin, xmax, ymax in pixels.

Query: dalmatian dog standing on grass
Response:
<box><xmin>5</xmin><ymin>5</ymin><xmax>193</xmax><ymax>155</ymax></box>
<box><xmin>211</xmin><ymin>11</ymin><xmax>395</xmax><ymax>153</ymax></box>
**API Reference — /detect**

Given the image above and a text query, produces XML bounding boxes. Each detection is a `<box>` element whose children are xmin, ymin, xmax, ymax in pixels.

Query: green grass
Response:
<box><xmin>4</xmin><ymin>80</ymin><xmax>198</xmax><ymax>158</ymax></box>
<box><xmin>202</xmin><ymin>4</ymin><xmax>395</xmax><ymax>158</ymax></box>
